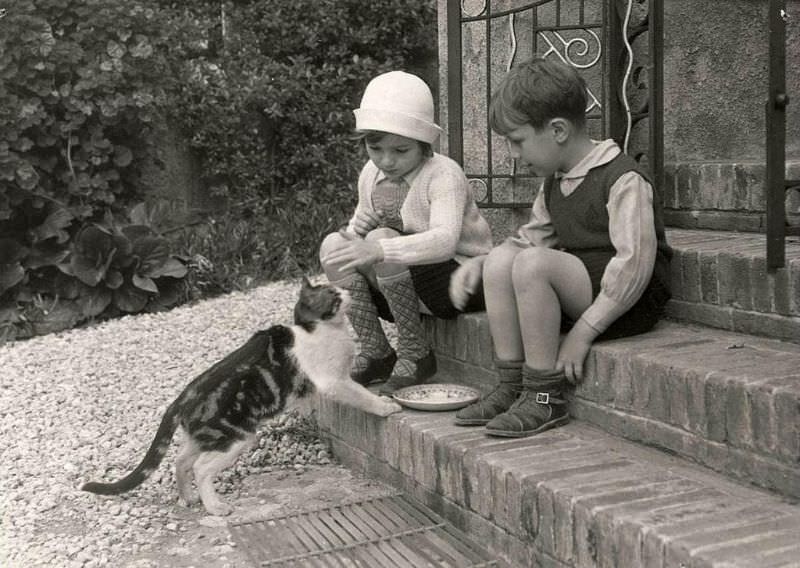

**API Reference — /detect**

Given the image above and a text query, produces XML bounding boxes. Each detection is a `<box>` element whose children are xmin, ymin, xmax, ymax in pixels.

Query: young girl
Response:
<box><xmin>320</xmin><ymin>71</ymin><xmax>493</xmax><ymax>395</ymax></box>
<box><xmin>451</xmin><ymin>57</ymin><xmax>672</xmax><ymax>437</ymax></box>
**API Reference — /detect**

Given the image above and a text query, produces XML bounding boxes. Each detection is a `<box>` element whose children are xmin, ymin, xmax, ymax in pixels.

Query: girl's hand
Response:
<box><xmin>321</xmin><ymin>239</ymin><xmax>384</xmax><ymax>273</ymax></box>
<box><xmin>351</xmin><ymin>209</ymin><xmax>382</xmax><ymax>236</ymax></box>
<box><xmin>556</xmin><ymin>319</ymin><xmax>598</xmax><ymax>384</ymax></box>
<box><xmin>449</xmin><ymin>256</ymin><xmax>485</xmax><ymax>310</ymax></box>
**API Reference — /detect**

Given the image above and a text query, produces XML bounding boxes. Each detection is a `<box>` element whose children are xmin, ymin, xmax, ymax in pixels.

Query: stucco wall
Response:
<box><xmin>664</xmin><ymin>0</ymin><xmax>800</xmax><ymax>164</ymax></box>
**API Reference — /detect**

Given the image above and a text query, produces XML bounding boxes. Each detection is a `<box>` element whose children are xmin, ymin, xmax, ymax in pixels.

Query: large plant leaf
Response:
<box><xmin>0</xmin><ymin>238</ymin><xmax>28</xmax><ymax>264</ymax></box>
<box><xmin>150</xmin><ymin>277</ymin><xmax>186</xmax><ymax>310</ymax></box>
<box><xmin>113</xmin><ymin>282</ymin><xmax>148</xmax><ymax>313</ymax></box>
<box><xmin>27</xmin><ymin>300</ymin><xmax>83</xmax><ymax>336</ymax></box>
<box><xmin>132</xmin><ymin>236</ymin><xmax>170</xmax><ymax>278</ymax></box>
<box><xmin>70</xmin><ymin>225</ymin><xmax>116</xmax><ymax>286</ymax></box>
<box><xmin>25</xmin><ymin>242</ymin><xmax>70</xmax><ymax>269</ymax></box>
<box><xmin>30</xmin><ymin>208</ymin><xmax>74</xmax><ymax>244</ymax></box>
<box><xmin>78</xmin><ymin>287</ymin><xmax>112</xmax><ymax>317</ymax></box>
<box><xmin>121</xmin><ymin>224</ymin><xmax>155</xmax><ymax>242</ymax></box>
<box><xmin>149</xmin><ymin>257</ymin><xmax>187</xmax><ymax>278</ymax></box>
<box><xmin>132</xmin><ymin>274</ymin><xmax>158</xmax><ymax>293</ymax></box>
<box><xmin>52</xmin><ymin>272</ymin><xmax>81</xmax><ymax>300</ymax></box>
<box><xmin>105</xmin><ymin>270</ymin><xmax>123</xmax><ymax>290</ymax></box>
<box><xmin>0</xmin><ymin>264</ymin><xmax>25</xmax><ymax>295</ymax></box>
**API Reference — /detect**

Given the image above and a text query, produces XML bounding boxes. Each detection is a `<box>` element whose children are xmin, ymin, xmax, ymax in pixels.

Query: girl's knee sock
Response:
<box><xmin>332</xmin><ymin>273</ymin><xmax>392</xmax><ymax>365</ymax></box>
<box><xmin>377</xmin><ymin>271</ymin><xmax>429</xmax><ymax>376</ymax></box>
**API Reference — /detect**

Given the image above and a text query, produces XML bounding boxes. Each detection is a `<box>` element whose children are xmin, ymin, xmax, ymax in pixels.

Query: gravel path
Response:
<box><xmin>1</xmin><ymin>279</ymin><xmax>396</xmax><ymax>567</ymax></box>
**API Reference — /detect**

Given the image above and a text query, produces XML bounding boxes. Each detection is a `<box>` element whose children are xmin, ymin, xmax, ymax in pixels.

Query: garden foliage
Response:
<box><xmin>0</xmin><ymin>0</ymin><xmax>190</xmax><ymax>340</ymax></box>
<box><xmin>0</xmin><ymin>0</ymin><xmax>436</xmax><ymax>341</ymax></box>
<box><xmin>170</xmin><ymin>0</ymin><xmax>437</xmax><ymax>289</ymax></box>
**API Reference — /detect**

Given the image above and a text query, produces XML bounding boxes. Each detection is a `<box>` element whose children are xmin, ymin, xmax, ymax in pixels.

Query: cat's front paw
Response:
<box><xmin>203</xmin><ymin>500</ymin><xmax>234</xmax><ymax>517</ymax></box>
<box><xmin>179</xmin><ymin>494</ymin><xmax>200</xmax><ymax>508</ymax></box>
<box><xmin>375</xmin><ymin>398</ymin><xmax>403</xmax><ymax>417</ymax></box>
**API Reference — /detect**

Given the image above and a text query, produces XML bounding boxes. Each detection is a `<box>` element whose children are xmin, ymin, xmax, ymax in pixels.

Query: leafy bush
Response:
<box><xmin>0</xmin><ymin>0</ymin><xmax>437</xmax><ymax>341</ymax></box>
<box><xmin>171</xmin><ymin>0</ymin><xmax>437</xmax><ymax>276</ymax></box>
<box><xmin>0</xmin><ymin>0</ymin><xmax>190</xmax><ymax>341</ymax></box>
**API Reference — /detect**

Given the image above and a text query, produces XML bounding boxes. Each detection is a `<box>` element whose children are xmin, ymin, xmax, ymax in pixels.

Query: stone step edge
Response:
<box><xmin>665</xmin><ymin>299</ymin><xmax>800</xmax><ymax>344</ymax></box>
<box><xmin>666</xmin><ymin>228</ymin><xmax>800</xmax><ymax>335</ymax></box>
<box><xmin>422</xmin><ymin>315</ymin><xmax>800</xmax><ymax>500</ymax></box>
<box><xmin>316</xmin><ymin>398</ymin><xmax>800</xmax><ymax>568</ymax></box>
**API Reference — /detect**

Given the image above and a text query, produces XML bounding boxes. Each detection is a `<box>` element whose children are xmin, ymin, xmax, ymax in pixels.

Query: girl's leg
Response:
<box><xmin>366</xmin><ymin>228</ymin><xmax>436</xmax><ymax>394</ymax></box>
<box><xmin>455</xmin><ymin>242</ymin><xmax>525</xmax><ymax>425</ymax></box>
<box><xmin>319</xmin><ymin>232</ymin><xmax>395</xmax><ymax>385</ymax></box>
<box><xmin>486</xmin><ymin>247</ymin><xmax>593</xmax><ymax>437</ymax></box>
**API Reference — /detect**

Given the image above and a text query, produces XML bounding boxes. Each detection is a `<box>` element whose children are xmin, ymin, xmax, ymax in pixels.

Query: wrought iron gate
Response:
<box><xmin>766</xmin><ymin>0</ymin><xmax>799</xmax><ymax>271</ymax></box>
<box><xmin>446</xmin><ymin>0</ymin><xmax>663</xmax><ymax>208</ymax></box>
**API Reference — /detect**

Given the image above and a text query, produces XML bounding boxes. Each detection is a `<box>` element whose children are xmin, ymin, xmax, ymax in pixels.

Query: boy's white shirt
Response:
<box><xmin>512</xmin><ymin>139</ymin><xmax>658</xmax><ymax>334</ymax></box>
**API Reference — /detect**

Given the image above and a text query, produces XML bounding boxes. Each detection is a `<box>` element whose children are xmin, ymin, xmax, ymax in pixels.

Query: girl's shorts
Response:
<box><xmin>562</xmin><ymin>249</ymin><xmax>671</xmax><ymax>340</ymax></box>
<box><xmin>368</xmin><ymin>259</ymin><xmax>485</xmax><ymax>321</ymax></box>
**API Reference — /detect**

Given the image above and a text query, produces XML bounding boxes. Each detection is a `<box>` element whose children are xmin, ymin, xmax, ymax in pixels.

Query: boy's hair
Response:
<box><xmin>489</xmin><ymin>57</ymin><xmax>588</xmax><ymax>135</ymax></box>
<box><xmin>355</xmin><ymin>130</ymin><xmax>433</xmax><ymax>157</ymax></box>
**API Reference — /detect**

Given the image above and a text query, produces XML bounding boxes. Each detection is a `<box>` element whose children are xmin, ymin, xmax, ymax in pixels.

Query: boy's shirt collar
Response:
<box><xmin>555</xmin><ymin>139</ymin><xmax>621</xmax><ymax>181</ymax></box>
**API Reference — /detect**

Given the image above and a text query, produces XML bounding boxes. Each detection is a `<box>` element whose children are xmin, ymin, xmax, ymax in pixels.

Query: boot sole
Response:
<box><xmin>453</xmin><ymin>417</ymin><xmax>491</xmax><ymax>426</ymax></box>
<box><xmin>485</xmin><ymin>414</ymin><xmax>569</xmax><ymax>438</ymax></box>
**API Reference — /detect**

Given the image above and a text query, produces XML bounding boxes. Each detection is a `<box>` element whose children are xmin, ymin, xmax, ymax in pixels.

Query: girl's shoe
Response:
<box><xmin>351</xmin><ymin>350</ymin><xmax>397</xmax><ymax>386</ymax></box>
<box><xmin>379</xmin><ymin>351</ymin><xmax>437</xmax><ymax>395</ymax></box>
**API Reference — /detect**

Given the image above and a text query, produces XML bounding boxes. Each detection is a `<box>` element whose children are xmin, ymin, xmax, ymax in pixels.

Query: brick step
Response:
<box><xmin>667</xmin><ymin>228</ymin><xmax>800</xmax><ymax>342</ymax></box>
<box><xmin>423</xmin><ymin>314</ymin><xmax>800</xmax><ymax>500</ymax></box>
<box><xmin>316</xmin><ymin>401</ymin><xmax>800</xmax><ymax>567</ymax></box>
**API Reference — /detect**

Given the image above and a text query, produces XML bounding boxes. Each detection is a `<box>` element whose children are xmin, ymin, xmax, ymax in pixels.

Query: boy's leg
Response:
<box><xmin>319</xmin><ymin>232</ymin><xmax>395</xmax><ymax>385</ymax></box>
<box><xmin>485</xmin><ymin>365</ymin><xmax>569</xmax><ymax>437</ymax></box>
<box><xmin>455</xmin><ymin>242</ymin><xmax>525</xmax><ymax>425</ymax></box>
<box><xmin>483</xmin><ymin>241</ymin><xmax>527</xmax><ymax>361</ymax></box>
<box><xmin>486</xmin><ymin>247</ymin><xmax>593</xmax><ymax>437</ymax></box>
<box><xmin>454</xmin><ymin>359</ymin><xmax>523</xmax><ymax>425</ymax></box>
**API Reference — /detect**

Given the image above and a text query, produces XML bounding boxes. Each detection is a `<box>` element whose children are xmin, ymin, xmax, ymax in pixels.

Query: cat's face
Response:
<box><xmin>294</xmin><ymin>278</ymin><xmax>349</xmax><ymax>327</ymax></box>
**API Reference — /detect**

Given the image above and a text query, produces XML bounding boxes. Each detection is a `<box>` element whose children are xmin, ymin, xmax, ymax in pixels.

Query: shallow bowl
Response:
<box><xmin>392</xmin><ymin>383</ymin><xmax>480</xmax><ymax>411</ymax></box>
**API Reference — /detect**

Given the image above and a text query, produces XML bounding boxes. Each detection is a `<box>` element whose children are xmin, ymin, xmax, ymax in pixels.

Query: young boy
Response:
<box><xmin>320</xmin><ymin>71</ymin><xmax>493</xmax><ymax>395</ymax></box>
<box><xmin>450</xmin><ymin>57</ymin><xmax>671</xmax><ymax>437</ymax></box>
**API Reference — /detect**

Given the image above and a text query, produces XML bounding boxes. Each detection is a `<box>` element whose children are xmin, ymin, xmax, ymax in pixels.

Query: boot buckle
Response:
<box><xmin>535</xmin><ymin>392</ymin><xmax>550</xmax><ymax>404</ymax></box>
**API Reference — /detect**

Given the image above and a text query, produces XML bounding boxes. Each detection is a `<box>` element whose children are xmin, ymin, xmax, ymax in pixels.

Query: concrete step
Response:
<box><xmin>316</xmin><ymin>402</ymin><xmax>800</xmax><ymax>567</ymax></box>
<box><xmin>667</xmin><ymin>228</ymin><xmax>800</xmax><ymax>342</ymax></box>
<box><xmin>423</xmin><ymin>314</ymin><xmax>800</xmax><ymax>500</ymax></box>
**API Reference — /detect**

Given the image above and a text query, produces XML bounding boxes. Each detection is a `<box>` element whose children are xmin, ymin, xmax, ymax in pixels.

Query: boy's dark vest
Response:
<box><xmin>543</xmin><ymin>153</ymin><xmax>672</xmax><ymax>290</ymax></box>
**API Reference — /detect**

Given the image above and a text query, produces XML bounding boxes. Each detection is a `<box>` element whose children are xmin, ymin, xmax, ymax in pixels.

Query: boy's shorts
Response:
<box><xmin>368</xmin><ymin>259</ymin><xmax>485</xmax><ymax>321</ymax></box>
<box><xmin>562</xmin><ymin>249</ymin><xmax>671</xmax><ymax>340</ymax></box>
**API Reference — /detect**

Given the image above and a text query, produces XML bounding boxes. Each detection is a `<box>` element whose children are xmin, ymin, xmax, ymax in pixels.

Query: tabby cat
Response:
<box><xmin>82</xmin><ymin>278</ymin><xmax>402</xmax><ymax>516</ymax></box>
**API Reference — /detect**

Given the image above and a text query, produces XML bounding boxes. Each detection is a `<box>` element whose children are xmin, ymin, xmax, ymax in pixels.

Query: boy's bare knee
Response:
<box><xmin>484</xmin><ymin>242</ymin><xmax>521</xmax><ymax>278</ymax></box>
<box><xmin>511</xmin><ymin>247</ymin><xmax>552</xmax><ymax>282</ymax></box>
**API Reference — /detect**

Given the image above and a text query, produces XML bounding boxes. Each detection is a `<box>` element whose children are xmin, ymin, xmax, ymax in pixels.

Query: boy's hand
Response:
<box><xmin>556</xmin><ymin>319</ymin><xmax>598</xmax><ymax>384</ymax></box>
<box><xmin>351</xmin><ymin>209</ymin><xmax>382</xmax><ymax>236</ymax></box>
<box><xmin>321</xmin><ymin>239</ymin><xmax>384</xmax><ymax>273</ymax></box>
<box><xmin>449</xmin><ymin>256</ymin><xmax>485</xmax><ymax>310</ymax></box>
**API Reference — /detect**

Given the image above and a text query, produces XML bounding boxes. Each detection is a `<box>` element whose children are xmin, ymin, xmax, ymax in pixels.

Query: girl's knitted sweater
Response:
<box><xmin>346</xmin><ymin>153</ymin><xmax>493</xmax><ymax>266</ymax></box>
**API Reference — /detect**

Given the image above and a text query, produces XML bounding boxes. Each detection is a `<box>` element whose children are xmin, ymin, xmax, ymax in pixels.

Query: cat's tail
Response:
<box><xmin>81</xmin><ymin>398</ymin><xmax>183</xmax><ymax>495</ymax></box>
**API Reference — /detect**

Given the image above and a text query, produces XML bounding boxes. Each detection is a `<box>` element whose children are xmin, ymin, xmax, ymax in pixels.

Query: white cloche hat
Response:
<box><xmin>353</xmin><ymin>71</ymin><xmax>442</xmax><ymax>144</ymax></box>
